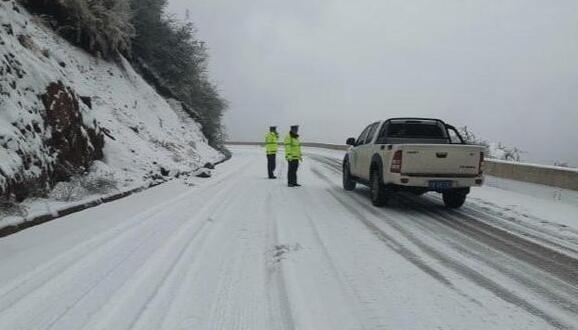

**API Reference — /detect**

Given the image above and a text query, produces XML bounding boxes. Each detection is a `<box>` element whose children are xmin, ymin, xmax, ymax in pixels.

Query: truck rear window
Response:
<box><xmin>387</xmin><ymin>123</ymin><xmax>446</xmax><ymax>139</ymax></box>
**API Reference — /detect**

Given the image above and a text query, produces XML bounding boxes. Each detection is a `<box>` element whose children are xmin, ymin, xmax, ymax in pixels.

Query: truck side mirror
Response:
<box><xmin>346</xmin><ymin>137</ymin><xmax>356</xmax><ymax>146</ymax></box>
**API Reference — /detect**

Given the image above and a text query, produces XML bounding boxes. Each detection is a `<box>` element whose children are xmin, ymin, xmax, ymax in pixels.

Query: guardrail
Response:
<box><xmin>484</xmin><ymin>160</ymin><xmax>578</xmax><ymax>191</ymax></box>
<box><xmin>227</xmin><ymin>142</ymin><xmax>578</xmax><ymax>191</ymax></box>
<box><xmin>226</xmin><ymin>141</ymin><xmax>349</xmax><ymax>150</ymax></box>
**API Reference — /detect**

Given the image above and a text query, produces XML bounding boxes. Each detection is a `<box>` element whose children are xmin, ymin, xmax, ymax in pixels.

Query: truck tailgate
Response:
<box><xmin>398</xmin><ymin>144</ymin><xmax>483</xmax><ymax>176</ymax></box>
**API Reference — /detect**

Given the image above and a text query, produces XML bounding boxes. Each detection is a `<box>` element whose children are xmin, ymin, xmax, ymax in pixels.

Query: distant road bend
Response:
<box><xmin>0</xmin><ymin>146</ymin><xmax>577</xmax><ymax>329</ymax></box>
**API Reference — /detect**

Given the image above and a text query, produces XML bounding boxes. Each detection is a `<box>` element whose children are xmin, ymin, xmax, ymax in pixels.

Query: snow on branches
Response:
<box><xmin>21</xmin><ymin>0</ymin><xmax>135</xmax><ymax>58</ymax></box>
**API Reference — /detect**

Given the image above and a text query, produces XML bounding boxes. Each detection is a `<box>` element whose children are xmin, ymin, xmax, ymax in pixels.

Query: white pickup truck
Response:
<box><xmin>342</xmin><ymin>118</ymin><xmax>486</xmax><ymax>208</ymax></box>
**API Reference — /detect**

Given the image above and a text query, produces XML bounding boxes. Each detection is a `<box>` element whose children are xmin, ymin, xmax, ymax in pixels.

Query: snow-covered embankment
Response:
<box><xmin>0</xmin><ymin>1</ymin><xmax>223</xmax><ymax>228</ymax></box>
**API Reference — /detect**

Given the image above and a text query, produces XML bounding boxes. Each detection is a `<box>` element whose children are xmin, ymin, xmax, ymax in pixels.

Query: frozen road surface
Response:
<box><xmin>1</xmin><ymin>146</ymin><xmax>578</xmax><ymax>330</ymax></box>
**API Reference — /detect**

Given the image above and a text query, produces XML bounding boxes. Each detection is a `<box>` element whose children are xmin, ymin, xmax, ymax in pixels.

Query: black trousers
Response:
<box><xmin>287</xmin><ymin>160</ymin><xmax>299</xmax><ymax>185</ymax></box>
<box><xmin>267</xmin><ymin>154</ymin><xmax>276</xmax><ymax>178</ymax></box>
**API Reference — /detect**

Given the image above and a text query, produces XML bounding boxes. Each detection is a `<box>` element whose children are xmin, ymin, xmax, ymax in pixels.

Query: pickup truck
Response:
<box><xmin>342</xmin><ymin>118</ymin><xmax>486</xmax><ymax>208</ymax></box>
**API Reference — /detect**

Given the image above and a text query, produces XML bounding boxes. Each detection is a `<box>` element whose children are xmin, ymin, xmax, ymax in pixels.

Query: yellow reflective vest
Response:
<box><xmin>265</xmin><ymin>132</ymin><xmax>279</xmax><ymax>155</ymax></box>
<box><xmin>284</xmin><ymin>135</ymin><xmax>302</xmax><ymax>161</ymax></box>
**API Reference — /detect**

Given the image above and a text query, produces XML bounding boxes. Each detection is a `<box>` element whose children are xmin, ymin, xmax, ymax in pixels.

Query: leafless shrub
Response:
<box><xmin>81</xmin><ymin>172</ymin><xmax>118</xmax><ymax>195</ymax></box>
<box><xmin>49</xmin><ymin>163</ymin><xmax>119</xmax><ymax>201</ymax></box>
<box><xmin>0</xmin><ymin>199</ymin><xmax>27</xmax><ymax>218</ymax></box>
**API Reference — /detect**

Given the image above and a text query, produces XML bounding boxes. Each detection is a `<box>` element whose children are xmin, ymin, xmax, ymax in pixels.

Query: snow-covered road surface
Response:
<box><xmin>1</xmin><ymin>146</ymin><xmax>578</xmax><ymax>330</ymax></box>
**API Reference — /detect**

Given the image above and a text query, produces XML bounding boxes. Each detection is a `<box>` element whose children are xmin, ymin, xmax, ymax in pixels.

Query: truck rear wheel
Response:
<box><xmin>442</xmin><ymin>190</ymin><xmax>467</xmax><ymax>209</ymax></box>
<box><xmin>370</xmin><ymin>170</ymin><xmax>389</xmax><ymax>206</ymax></box>
<box><xmin>343</xmin><ymin>160</ymin><xmax>356</xmax><ymax>191</ymax></box>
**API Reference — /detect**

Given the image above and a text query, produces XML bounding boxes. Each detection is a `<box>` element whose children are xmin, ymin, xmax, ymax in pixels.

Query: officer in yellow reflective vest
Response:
<box><xmin>265</xmin><ymin>126</ymin><xmax>279</xmax><ymax>179</ymax></box>
<box><xmin>284</xmin><ymin>125</ymin><xmax>302</xmax><ymax>187</ymax></box>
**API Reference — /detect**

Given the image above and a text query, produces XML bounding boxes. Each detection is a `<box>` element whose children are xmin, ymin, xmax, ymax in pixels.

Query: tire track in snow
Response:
<box><xmin>316</xmin><ymin>152</ymin><xmax>578</xmax><ymax>263</ymax></box>
<box><xmin>350</xmin><ymin>193</ymin><xmax>573</xmax><ymax>329</ymax></box>
<box><xmin>0</xmin><ymin>194</ymin><xmax>197</xmax><ymax>329</ymax></box>
<box><xmin>380</xmin><ymin>193</ymin><xmax>578</xmax><ymax>320</ymax></box>
<box><xmin>155</xmin><ymin>160</ymin><xmax>278</xmax><ymax>330</ymax></box>
<box><xmin>0</xmin><ymin>159</ymin><xmax>255</xmax><ymax>329</ymax></box>
<box><xmin>133</xmin><ymin>178</ymin><xmax>256</xmax><ymax>330</ymax></box>
<box><xmin>298</xmin><ymin>187</ymin><xmax>380</xmax><ymax>330</ymax></box>
<box><xmin>264</xmin><ymin>192</ymin><xmax>296</xmax><ymax>330</ymax></box>
<box><xmin>81</xmin><ymin>159</ymin><xmax>256</xmax><ymax>330</ymax></box>
<box><xmin>199</xmin><ymin>179</ymin><xmax>270</xmax><ymax>330</ymax></box>
<box><xmin>394</xmin><ymin>194</ymin><xmax>578</xmax><ymax>315</ymax></box>
<box><xmin>153</xmin><ymin>179</ymin><xmax>259</xmax><ymax>330</ymax></box>
<box><xmin>309</xmin><ymin>157</ymin><xmax>576</xmax><ymax>329</ymax></box>
<box><xmin>314</xmin><ymin>154</ymin><xmax>578</xmax><ymax>294</ymax></box>
<box><xmin>434</xmin><ymin>195</ymin><xmax>578</xmax><ymax>257</ymax></box>
<box><xmin>0</xmin><ymin>158</ymin><xmax>254</xmax><ymax>314</ymax></box>
<box><xmin>310</xmin><ymin>166</ymin><xmax>457</xmax><ymax>291</ymax></box>
<box><xmin>0</xmin><ymin>188</ymin><xmax>196</xmax><ymax>312</ymax></box>
<box><xmin>270</xmin><ymin>167</ymin><xmax>372</xmax><ymax>330</ymax></box>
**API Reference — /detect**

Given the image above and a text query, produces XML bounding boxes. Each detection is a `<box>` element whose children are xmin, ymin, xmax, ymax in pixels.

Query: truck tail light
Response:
<box><xmin>479</xmin><ymin>152</ymin><xmax>485</xmax><ymax>175</ymax></box>
<box><xmin>390</xmin><ymin>150</ymin><xmax>403</xmax><ymax>173</ymax></box>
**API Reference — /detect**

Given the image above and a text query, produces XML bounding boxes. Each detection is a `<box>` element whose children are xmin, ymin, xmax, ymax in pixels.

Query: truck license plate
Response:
<box><xmin>429</xmin><ymin>180</ymin><xmax>453</xmax><ymax>190</ymax></box>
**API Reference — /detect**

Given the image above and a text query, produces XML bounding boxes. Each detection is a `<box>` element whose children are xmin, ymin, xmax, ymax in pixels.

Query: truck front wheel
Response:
<box><xmin>370</xmin><ymin>170</ymin><xmax>389</xmax><ymax>206</ymax></box>
<box><xmin>442</xmin><ymin>190</ymin><xmax>468</xmax><ymax>208</ymax></box>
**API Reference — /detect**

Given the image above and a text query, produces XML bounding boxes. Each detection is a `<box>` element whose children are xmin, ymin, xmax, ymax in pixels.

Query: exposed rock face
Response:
<box><xmin>40</xmin><ymin>81</ymin><xmax>104</xmax><ymax>182</ymax></box>
<box><xmin>0</xmin><ymin>81</ymin><xmax>104</xmax><ymax>202</ymax></box>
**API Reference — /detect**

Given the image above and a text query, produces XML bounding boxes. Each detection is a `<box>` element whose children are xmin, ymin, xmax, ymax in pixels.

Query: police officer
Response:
<box><xmin>265</xmin><ymin>126</ymin><xmax>279</xmax><ymax>179</ymax></box>
<box><xmin>284</xmin><ymin>125</ymin><xmax>302</xmax><ymax>187</ymax></box>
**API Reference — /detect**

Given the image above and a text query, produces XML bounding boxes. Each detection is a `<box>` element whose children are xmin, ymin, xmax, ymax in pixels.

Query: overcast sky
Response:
<box><xmin>168</xmin><ymin>0</ymin><xmax>578</xmax><ymax>165</ymax></box>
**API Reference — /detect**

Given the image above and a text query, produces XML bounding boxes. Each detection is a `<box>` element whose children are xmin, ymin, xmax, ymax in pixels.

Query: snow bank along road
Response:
<box><xmin>1</xmin><ymin>146</ymin><xmax>578</xmax><ymax>330</ymax></box>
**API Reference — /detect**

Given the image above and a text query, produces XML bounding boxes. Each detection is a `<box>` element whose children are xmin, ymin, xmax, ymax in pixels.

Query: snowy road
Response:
<box><xmin>1</xmin><ymin>146</ymin><xmax>578</xmax><ymax>330</ymax></box>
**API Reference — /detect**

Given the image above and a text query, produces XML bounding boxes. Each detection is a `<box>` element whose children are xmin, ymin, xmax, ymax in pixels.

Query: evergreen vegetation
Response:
<box><xmin>131</xmin><ymin>0</ymin><xmax>227</xmax><ymax>149</ymax></box>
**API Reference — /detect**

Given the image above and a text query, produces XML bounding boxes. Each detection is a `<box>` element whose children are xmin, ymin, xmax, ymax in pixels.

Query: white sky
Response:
<box><xmin>168</xmin><ymin>0</ymin><xmax>578</xmax><ymax>165</ymax></box>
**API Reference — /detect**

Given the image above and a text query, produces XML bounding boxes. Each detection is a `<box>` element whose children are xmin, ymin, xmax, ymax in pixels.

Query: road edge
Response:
<box><xmin>0</xmin><ymin>155</ymin><xmax>232</xmax><ymax>239</ymax></box>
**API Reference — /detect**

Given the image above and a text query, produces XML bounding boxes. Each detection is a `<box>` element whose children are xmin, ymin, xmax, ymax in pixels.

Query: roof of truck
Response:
<box><xmin>386</xmin><ymin>117</ymin><xmax>447</xmax><ymax>124</ymax></box>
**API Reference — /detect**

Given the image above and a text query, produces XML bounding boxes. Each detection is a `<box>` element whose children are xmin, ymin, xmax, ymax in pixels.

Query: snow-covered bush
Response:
<box><xmin>49</xmin><ymin>179</ymin><xmax>87</xmax><ymax>201</ymax></box>
<box><xmin>49</xmin><ymin>171</ymin><xmax>118</xmax><ymax>201</ymax></box>
<box><xmin>489</xmin><ymin>143</ymin><xmax>523</xmax><ymax>162</ymax></box>
<box><xmin>459</xmin><ymin>127</ymin><xmax>523</xmax><ymax>161</ymax></box>
<box><xmin>20</xmin><ymin>0</ymin><xmax>135</xmax><ymax>57</ymax></box>
<box><xmin>458</xmin><ymin>126</ymin><xmax>489</xmax><ymax>147</ymax></box>
<box><xmin>48</xmin><ymin>161</ymin><xmax>118</xmax><ymax>201</ymax></box>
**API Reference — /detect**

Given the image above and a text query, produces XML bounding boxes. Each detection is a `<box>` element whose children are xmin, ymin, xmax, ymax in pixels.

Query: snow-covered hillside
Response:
<box><xmin>0</xmin><ymin>1</ymin><xmax>222</xmax><ymax>204</ymax></box>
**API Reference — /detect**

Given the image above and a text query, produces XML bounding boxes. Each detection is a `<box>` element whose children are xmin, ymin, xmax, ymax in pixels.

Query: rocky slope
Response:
<box><xmin>0</xmin><ymin>1</ymin><xmax>223</xmax><ymax>205</ymax></box>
